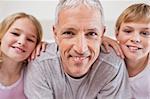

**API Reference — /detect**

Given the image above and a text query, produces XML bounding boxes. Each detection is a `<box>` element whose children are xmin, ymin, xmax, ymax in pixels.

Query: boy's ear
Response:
<box><xmin>115</xmin><ymin>31</ymin><xmax>119</xmax><ymax>37</ymax></box>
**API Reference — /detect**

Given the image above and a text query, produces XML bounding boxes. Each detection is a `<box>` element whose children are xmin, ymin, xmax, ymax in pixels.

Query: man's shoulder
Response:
<box><xmin>99</xmin><ymin>46</ymin><xmax>125</xmax><ymax>69</ymax></box>
<box><xmin>34</xmin><ymin>42</ymin><xmax>59</xmax><ymax>62</ymax></box>
<box><xmin>27</xmin><ymin>42</ymin><xmax>60</xmax><ymax>73</ymax></box>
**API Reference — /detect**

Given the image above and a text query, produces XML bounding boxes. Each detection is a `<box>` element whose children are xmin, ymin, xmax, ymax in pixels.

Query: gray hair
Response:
<box><xmin>55</xmin><ymin>0</ymin><xmax>105</xmax><ymax>25</ymax></box>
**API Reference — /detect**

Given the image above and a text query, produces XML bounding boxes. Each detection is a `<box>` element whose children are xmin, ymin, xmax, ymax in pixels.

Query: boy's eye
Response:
<box><xmin>140</xmin><ymin>31</ymin><xmax>150</xmax><ymax>37</ymax></box>
<box><xmin>123</xmin><ymin>29</ymin><xmax>132</xmax><ymax>33</ymax></box>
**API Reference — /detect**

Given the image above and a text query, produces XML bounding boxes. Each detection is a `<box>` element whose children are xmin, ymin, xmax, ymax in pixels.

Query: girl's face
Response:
<box><xmin>1</xmin><ymin>18</ymin><xmax>37</xmax><ymax>62</ymax></box>
<box><xmin>116</xmin><ymin>22</ymin><xmax>150</xmax><ymax>61</ymax></box>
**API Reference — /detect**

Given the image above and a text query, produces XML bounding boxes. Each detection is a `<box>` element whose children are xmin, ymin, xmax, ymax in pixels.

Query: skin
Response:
<box><xmin>116</xmin><ymin>22</ymin><xmax>150</xmax><ymax>76</ymax></box>
<box><xmin>0</xmin><ymin>18</ymin><xmax>37</xmax><ymax>85</ymax></box>
<box><xmin>53</xmin><ymin>5</ymin><xmax>105</xmax><ymax>77</ymax></box>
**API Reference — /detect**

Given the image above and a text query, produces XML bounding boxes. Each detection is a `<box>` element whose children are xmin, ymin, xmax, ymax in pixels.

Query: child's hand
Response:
<box><xmin>102</xmin><ymin>36</ymin><xmax>124</xmax><ymax>59</ymax></box>
<box><xmin>29</xmin><ymin>41</ymin><xmax>47</xmax><ymax>61</ymax></box>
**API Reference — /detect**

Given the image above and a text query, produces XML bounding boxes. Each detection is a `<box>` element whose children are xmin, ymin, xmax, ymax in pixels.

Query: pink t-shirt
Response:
<box><xmin>0</xmin><ymin>71</ymin><xmax>27</xmax><ymax>99</ymax></box>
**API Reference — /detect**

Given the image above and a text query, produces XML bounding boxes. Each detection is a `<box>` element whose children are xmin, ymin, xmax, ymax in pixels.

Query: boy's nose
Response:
<box><xmin>130</xmin><ymin>33</ymin><xmax>141</xmax><ymax>43</ymax></box>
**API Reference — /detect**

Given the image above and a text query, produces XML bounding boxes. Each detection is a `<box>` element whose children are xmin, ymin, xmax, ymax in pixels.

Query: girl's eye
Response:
<box><xmin>140</xmin><ymin>31</ymin><xmax>150</xmax><ymax>37</ymax></box>
<box><xmin>27</xmin><ymin>38</ymin><xmax>34</xmax><ymax>42</ymax></box>
<box><xmin>11</xmin><ymin>32</ymin><xmax>20</xmax><ymax>36</ymax></box>
<box><xmin>26</xmin><ymin>37</ymin><xmax>36</xmax><ymax>43</ymax></box>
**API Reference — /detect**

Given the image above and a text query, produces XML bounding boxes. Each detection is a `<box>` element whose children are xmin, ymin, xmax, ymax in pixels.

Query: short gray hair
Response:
<box><xmin>55</xmin><ymin>0</ymin><xmax>105</xmax><ymax>25</ymax></box>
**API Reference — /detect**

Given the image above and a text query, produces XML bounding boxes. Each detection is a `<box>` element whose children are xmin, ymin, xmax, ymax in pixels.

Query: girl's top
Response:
<box><xmin>0</xmin><ymin>70</ymin><xmax>27</xmax><ymax>99</ymax></box>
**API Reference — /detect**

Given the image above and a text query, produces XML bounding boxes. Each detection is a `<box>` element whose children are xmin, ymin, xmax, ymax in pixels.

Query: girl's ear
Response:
<box><xmin>0</xmin><ymin>49</ymin><xmax>2</xmax><ymax>63</ymax></box>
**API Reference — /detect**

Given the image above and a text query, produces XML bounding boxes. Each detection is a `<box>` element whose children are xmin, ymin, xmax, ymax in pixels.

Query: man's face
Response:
<box><xmin>53</xmin><ymin>5</ymin><xmax>105</xmax><ymax>77</ymax></box>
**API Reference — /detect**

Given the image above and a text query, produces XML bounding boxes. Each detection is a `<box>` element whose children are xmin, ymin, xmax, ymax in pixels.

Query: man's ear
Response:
<box><xmin>53</xmin><ymin>25</ymin><xmax>57</xmax><ymax>36</ymax></box>
<box><xmin>101</xmin><ymin>26</ymin><xmax>106</xmax><ymax>38</ymax></box>
<box><xmin>53</xmin><ymin>25</ymin><xmax>59</xmax><ymax>44</ymax></box>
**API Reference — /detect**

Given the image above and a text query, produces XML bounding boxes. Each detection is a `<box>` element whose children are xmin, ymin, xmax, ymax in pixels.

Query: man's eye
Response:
<box><xmin>90</xmin><ymin>32</ymin><xmax>98</xmax><ymax>36</ymax></box>
<box><xmin>62</xmin><ymin>31</ymin><xmax>75</xmax><ymax>38</ymax></box>
<box><xmin>140</xmin><ymin>32</ymin><xmax>150</xmax><ymax>37</ymax></box>
<box><xmin>62</xmin><ymin>31</ymin><xmax>74</xmax><ymax>35</ymax></box>
<box><xmin>11</xmin><ymin>32</ymin><xmax>20</xmax><ymax>36</ymax></box>
<box><xmin>86</xmin><ymin>32</ymin><xmax>98</xmax><ymax>38</ymax></box>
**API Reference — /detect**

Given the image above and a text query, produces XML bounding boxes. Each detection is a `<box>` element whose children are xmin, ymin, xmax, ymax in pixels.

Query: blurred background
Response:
<box><xmin>0</xmin><ymin>0</ymin><xmax>149</xmax><ymax>42</ymax></box>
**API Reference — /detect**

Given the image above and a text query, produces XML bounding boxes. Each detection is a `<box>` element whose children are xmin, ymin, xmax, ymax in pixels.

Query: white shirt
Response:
<box><xmin>129</xmin><ymin>54</ymin><xmax>150</xmax><ymax>99</ymax></box>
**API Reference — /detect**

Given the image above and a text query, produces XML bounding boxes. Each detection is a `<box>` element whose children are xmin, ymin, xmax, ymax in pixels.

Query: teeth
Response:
<box><xmin>129</xmin><ymin>46</ymin><xmax>138</xmax><ymax>50</ymax></box>
<box><xmin>12</xmin><ymin>46</ymin><xmax>25</xmax><ymax>53</ymax></box>
<box><xmin>74</xmin><ymin>57</ymin><xmax>84</xmax><ymax>60</ymax></box>
<box><xmin>15</xmin><ymin>47</ymin><xmax>24</xmax><ymax>52</ymax></box>
<box><xmin>127</xmin><ymin>45</ymin><xmax>141</xmax><ymax>51</ymax></box>
<box><xmin>73</xmin><ymin>56</ymin><xmax>85</xmax><ymax>62</ymax></box>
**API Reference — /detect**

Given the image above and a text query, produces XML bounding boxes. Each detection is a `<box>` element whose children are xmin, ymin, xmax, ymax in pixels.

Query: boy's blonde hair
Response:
<box><xmin>115</xmin><ymin>3</ymin><xmax>150</xmax><ymax>32</ymax></box>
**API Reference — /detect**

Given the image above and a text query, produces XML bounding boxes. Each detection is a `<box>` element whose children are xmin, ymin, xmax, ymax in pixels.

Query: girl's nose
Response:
<box><xmin>17</xmin><ymin>36</ymin><xmax>26</xmax><ymax>46</ymax></box>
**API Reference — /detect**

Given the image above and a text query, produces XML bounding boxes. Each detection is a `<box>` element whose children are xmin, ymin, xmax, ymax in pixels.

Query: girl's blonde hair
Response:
<box><xmin>0</xmin><ymin>12</ymin><xmax>43</xmax><ymax>45</ymax></box>
<box><xmin>115</xmin><ymin>3</ymin><xmax>150</xmax><ymax>32</ymax></box>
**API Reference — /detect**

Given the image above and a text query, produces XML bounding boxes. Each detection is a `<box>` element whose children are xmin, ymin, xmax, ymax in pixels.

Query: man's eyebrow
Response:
<box><xmin>143</xmin><ymin>27</ymin><xmax>150</xmax><ymax>30</ymax></box>
<box><xmin>87</xmin><ymin>28</ymin><xmax>98</xmax><ymax>31</ymax></box>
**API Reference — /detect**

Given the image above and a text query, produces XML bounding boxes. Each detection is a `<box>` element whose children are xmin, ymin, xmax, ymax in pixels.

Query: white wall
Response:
<box><xmin>0</xmin><ymin>0</ymin><xmax>57</xmax><ymax>42</ymax></box>
<box><xmin>0</xmin><ymin>0</ymin><xmax>149</xmax><ymax>42</ymax></box>
<box><xmin>101</xmin><ymin>0</ymin><xmax>149</xmax><ymax>38</ymax></box>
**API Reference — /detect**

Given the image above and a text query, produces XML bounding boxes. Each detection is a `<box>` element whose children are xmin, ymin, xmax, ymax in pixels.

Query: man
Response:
<box><xmin>25</xmin><ymin>0</ymin><xmax>131</xmax><ymax>99</ymax></box>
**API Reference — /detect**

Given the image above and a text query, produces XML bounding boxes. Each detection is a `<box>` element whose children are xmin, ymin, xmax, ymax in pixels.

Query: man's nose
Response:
<box><xmin>74</xmin><ymin>35</ymin><xmax>88</xmax><ymax>54</ymax></box>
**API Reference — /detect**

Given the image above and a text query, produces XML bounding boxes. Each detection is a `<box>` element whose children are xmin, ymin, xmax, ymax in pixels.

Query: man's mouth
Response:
<box><xmin>69</xmin><ymin>55</ymin><xmax>89</xmax><ymax>63</ymax></box>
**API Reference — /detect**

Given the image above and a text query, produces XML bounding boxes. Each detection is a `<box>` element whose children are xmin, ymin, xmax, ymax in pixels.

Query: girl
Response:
<box><xmin>103</xmin><ymin>3</ymin><xmax>150</xmax><ymax>98</ymax></box>
<box><xmin>0</xmin><ymin>12</ymin><xmax>44</xmax><ymax>99</ymax></box>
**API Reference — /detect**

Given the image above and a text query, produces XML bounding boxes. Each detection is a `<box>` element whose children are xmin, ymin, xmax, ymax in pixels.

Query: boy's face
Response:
<box><xmin>53</xmin><ymin>5</ymin><xmax>105</xmax><ymax>77</ymax></box>
<box><xmin>116</xmin><ymin>22</ymin><xmax>150</xmax><ymax>61</ymax></box>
